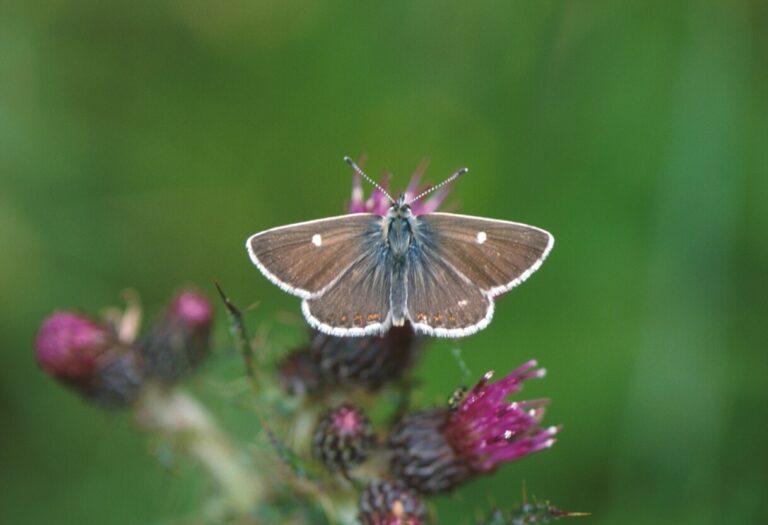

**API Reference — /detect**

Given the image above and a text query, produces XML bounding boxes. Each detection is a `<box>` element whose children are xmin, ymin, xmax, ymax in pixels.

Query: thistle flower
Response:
<box><xmin>141</xmin><ymin>290</ymin><xmax>213</xmax><ymax>382</ymax></box>
<box><xmin>36</xmin><ymin>312</ymin><xmax>113</xmax><ymax>380</ymax></box>
<box><xmin>310</xmin><ymin>325</ymin><xmax>421</xmax><ymax>390</ymax></box>
<box><xmin>35</xmin><ymin>311</ymin><xmax>144</xmax><ymax>407</ymax></box>
<box><xmin>278</xmin><ymin>325</ymin><xmax>421</xmax><ymax>395</ymax></box>
<box><xmin>312</xmin><ymin>403</ymin><xmax>376</xmax><ymax>472</ymax></box>
<box><xmin>277</xmin><ymin>348</ymin><xmax>323</xmax><ymax>397</ymax></box>
<box><xmin>358</xmin><ymin>480</ymin><xmax>428</xmax><ymax>525</ymax></box>
<box><xmin>389</xmin><ymin>360</ymin><xmax>560</xmax><ymax>494</ymax></box>
<box><xmin>348</xmin><ymin>160</ymin><xmax>450</xmax><ymax>216</ymax></box>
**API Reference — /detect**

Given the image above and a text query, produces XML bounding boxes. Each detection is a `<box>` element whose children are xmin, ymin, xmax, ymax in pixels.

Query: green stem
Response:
<box><xmin>134</xmin><ymin>384</ymin><xmax>264</xmax><ymax>515</ymax></box>
<box><xmin>215</xmin><ymin>281</ymin><xmax>256</xmax><ymax>384</ymax></box>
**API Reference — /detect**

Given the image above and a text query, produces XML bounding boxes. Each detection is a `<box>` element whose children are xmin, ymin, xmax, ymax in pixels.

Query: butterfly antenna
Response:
<box><xmin>344</xmin><ymin>156</ymin><xmax>395</xmax><ymax>205</ymax></box>
<box><xmin>408</xmin><ymin>166</ymin><xmax>468</xmax><ymax>205</ymax></box>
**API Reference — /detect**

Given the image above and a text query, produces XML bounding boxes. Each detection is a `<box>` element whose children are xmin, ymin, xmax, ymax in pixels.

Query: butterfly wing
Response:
<box><xmin>416</xmin><ymin>213</ymin><xmax>554</xmax><ymax>296</ymax></box>
<box><xmin>405</xmin><ymin>212</ymin><xmax>554</xmax><ymax>337</ymax></box>
<box><xmin>246</xmin><ymin>214</ymin><xmax>381</xmax><ymax>298</ymax></box>
<box><xmin>302</xmin><ymin>244</ymin><xmax>393</xmax><ymax>336</ymax></box>
<box><xmin>405</xmin><ymin>243</ymin><xmax>493</xmax><ymax>337</ymax></box>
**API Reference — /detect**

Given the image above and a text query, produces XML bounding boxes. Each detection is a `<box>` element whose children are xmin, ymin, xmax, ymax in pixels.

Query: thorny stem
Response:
<box><xmin>215</xmin><ymin>282</ymin><xmax>256</xmax><ymax>384</ymax></box>
<box><xmin>215</xmin><ymin>282</ymin><xmax>341</xmax><ymax>523</ymax></box>
<box><xmin>134</xmin><ymin>384</ymin><xmax>264</xmax><ymax>516</ymax></box>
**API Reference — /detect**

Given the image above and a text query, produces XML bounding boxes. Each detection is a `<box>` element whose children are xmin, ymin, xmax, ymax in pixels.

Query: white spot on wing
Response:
<box><xmin>458</xmin><ymin>300</ymin><xmax>468</xmax><ymax>307</ymax></box>
<box><xmin>311</xmin><ymin>234</ymin><xmax>322</xmax><ymax>247</ymax></box>
<box><xmin>245</xmin><ymin>213</ymin><xmax>374</xmax><ymax>301</ymax></box>
<box><xmin>476</xmin><ymin>231</ymin><xmax>487</xmax><ymax>244</ymax></box>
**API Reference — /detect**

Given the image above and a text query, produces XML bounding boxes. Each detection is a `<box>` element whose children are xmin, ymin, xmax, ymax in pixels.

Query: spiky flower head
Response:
<box><xmin>278</xmin><ymin>325</ymin><xmax>422</xmax><ymax>395</ymax></box>
<box><xmin>35</xmin><ymin>311</ymin><xmax>144</xmax><ymax>408</ymax></box>
<box><xmin>358</xmin><ymin>480</ymin><xmax>428</xmax><ymax>525</ymax></box>
<box><xmin>446</xmin><ymin>360</ymin><xmax>559</xmax><ymax>472</ymax></box>
<box><xmin>389</xmin><ymin>360</ymin><xmax>560</xmax><ymax>494</ymax></box>
<box><xmin>348</xmin><ymin>160</ymin><xmax>451</xmax><ymax>216</ymax></box>
<box><xmin>141</xmin><ymin>289</ymin><xmax>213</xmax><ymax>382</ymax></box>
<box><xmin>277</xmin><ymin>347</ymin><xmax>323</xmax><ymax>396</ymax></box>
<box><xmin>312</xmin><ymin>403</ymin><xmax>376</xmax><ymax>472</ymax></box>
<box><xmin>311</xmin><ymin>325</ymin><xmax>421</xmax><ymax>390</ymax></box>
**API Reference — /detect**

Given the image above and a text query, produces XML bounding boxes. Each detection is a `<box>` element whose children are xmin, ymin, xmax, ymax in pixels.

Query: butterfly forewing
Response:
<box><xmin>406</xmin><ymin>244</ymin><xmax>493</xmax><ymax>337</ymax></box>
<box><xmin>247</xmin><ymin>214</ymin><xmax>380</xmax><ymax>298</ymax></box>
<box><xmin>303</xmin><ymin>246</ymin><xmax>393</xmax><ymax>336</ymax></box>
<box><xmin>416</xmin><ymin>213</ymin><xmax>554</xmax><ymax>296</ymax></box>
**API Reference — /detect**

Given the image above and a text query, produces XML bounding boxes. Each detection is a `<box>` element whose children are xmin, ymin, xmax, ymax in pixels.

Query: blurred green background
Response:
<box><xmin>1</xmin><ymin>1</ymin><xmax>766</xmax><ymax>524</ymax></box>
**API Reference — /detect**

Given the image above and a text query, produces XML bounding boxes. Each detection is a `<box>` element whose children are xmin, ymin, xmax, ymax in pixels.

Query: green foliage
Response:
<box><xmin>1</xmin><ymin>1</ymin><xmax>766</xmax><ymax>524</ymax></box>
<box><xmin>478</xmin><ymin>498</ymin><xmax>588</xmax><ymax>525</ymax></box>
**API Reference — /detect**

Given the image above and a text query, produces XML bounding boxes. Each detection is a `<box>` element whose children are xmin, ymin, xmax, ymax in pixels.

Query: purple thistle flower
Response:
<box><xmin>170</xmin><ymin>290</ymin><xmax>213</xmax><ymax>328</ymax></box>
<box><xmin>358</xmin><ymin>480</ymin><xmax>428</xmax><ymax>525</ymax></box>
<box><xmin>389</xmin><ymin>360</ymin><xmax>560</xmax><ymax>494</ymax></box>
<box><xmin>446</xmin><ymin>360</ymin><xmax>559</xmax><ymax>473</ymax></box>
<box><xmin>310</xmin><ymin>324</ymin><xmax>422</xmax><ymax>390</ymax></box>
<box><xmin>278</xmin><ymin>325</ymin><xmax>422</xmax><ymax>395</ymax></box>
<box><xmin>348</xmin><ymin>160</ymin><xmax>451</xmax><ymax>216</ymax></box>
<box><xmin>36</xmin><ymin>311</ymin><xmax>113</xmax><ymax>380</ymax></box>
<box><xmin>141</xmin><ymin>289</ymin><xmax>213</xmax><ymax>382</ymax></box>
<box><xmin>349</xmin><ymin>168</ymin><xmax>393</xmax><ymax>215</ymax></box>
<box><xmin>35</xmin><ymin>311</ymin><xmax>145</xmax><ymax>408</ymax></box>
<box><xmin>312</xmin><ymin>403</ymin><xmax>376</xmax><ymax>471</ymax></box>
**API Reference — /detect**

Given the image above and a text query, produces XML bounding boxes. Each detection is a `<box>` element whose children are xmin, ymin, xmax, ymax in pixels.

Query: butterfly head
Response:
<box><xmin>391</xmin><ymin>194</ymin><xmax>412</xmax><ymax>218</ymax></box>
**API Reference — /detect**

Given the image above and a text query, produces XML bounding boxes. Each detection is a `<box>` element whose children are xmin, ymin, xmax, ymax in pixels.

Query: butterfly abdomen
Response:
<box><xmin>391</xmin><ymin>261</ymin><xmax>407</xmax><ymax>326</ymax></box>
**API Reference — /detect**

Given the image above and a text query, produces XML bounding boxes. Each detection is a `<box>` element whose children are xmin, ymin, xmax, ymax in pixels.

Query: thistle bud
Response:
<box><xmin>312</xmin><ymin>403</ymin><xmax>376</xmax><ymax>472</ymax></box>
<box><xmin>141</xmin><ymin>290</ymin><xmax>213</xmax><ymax>382</ymax></box>
<box><xmin>358</xmin><ymin>480</ymin><xmax>428</xmax><ymax>525</ymax></box>
<box><xmin>277</xmin><ymin>348</ymin><xmax>323</xmax><ymax>396</ymax></box>
<box><xmin>35</xmin><ymin>311</ymin><xmax>144</xmax><ymax>408</ymax></box>
<box><xmin>310</xmin><ymin>325</ymin><xmax>421</xmax><ymax>391</ymax></box>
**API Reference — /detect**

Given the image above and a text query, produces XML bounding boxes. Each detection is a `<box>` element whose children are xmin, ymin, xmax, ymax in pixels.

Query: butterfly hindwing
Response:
<box><xmin>246</xmin><ymin>214</ymin><xmax>381</xmax><ymax>298</ymax></box>
<box><xmin>405</xmin><ymin>240</ymin><xmax>493</xmax><ymax>337</ymax></box>
<box><xmin>415</xmin><ymin>213</ymin><xmax>554</xmax><ymax>296</ymax></box>
<box><xmin>302</xmin><ymin>245</ymin><xmax>393</xmax><ymax>336</ymax></box>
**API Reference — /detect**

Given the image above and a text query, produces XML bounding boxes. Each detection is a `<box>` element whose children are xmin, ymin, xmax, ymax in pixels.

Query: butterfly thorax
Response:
<box><xmin>385</xmin><ymin>200</ymin><xmax>416</xmax><ymax>260</ymax></box>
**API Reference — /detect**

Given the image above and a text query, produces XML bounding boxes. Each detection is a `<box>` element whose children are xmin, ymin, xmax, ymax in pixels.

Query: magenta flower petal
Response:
<box><xmin>402</xmin><ymin>160</ymin><xmax>429</xmax><ymax>203</ymax></box>
<box><xmin>170</xmin><ymin>290</ymin><xmax>213</xmax><ymax>328</ymax></box>
<box><xmin>389</xmin><ymin>360</ymin><xmax>559</xmax><ymax>493</ymax></box>
<box><xmin>445</xmin><ymin>361</ymin><xmax>558</xmax><ymax>473</ymax></box>
<box><xmin>349</xmin><ymin>170</ymin><xmax>367</xmax><ymax>213</ymax></box>
<box><xmin>36</xmin><ymin>311</ymin><xmax>113</xmax><ymax>380</ymax></box>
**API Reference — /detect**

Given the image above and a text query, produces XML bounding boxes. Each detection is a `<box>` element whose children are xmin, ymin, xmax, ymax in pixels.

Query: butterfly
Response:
<box><xmin>246</xmin><ymin>157</ymin><xmax>554</xmax><ymax>338</ymax></box>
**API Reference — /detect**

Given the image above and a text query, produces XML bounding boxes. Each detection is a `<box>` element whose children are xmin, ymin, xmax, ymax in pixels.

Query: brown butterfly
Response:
<box><xmin>246</xmin><ymin>157</ymin><xmax>553</xmax><ymax>337</ymax></box>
